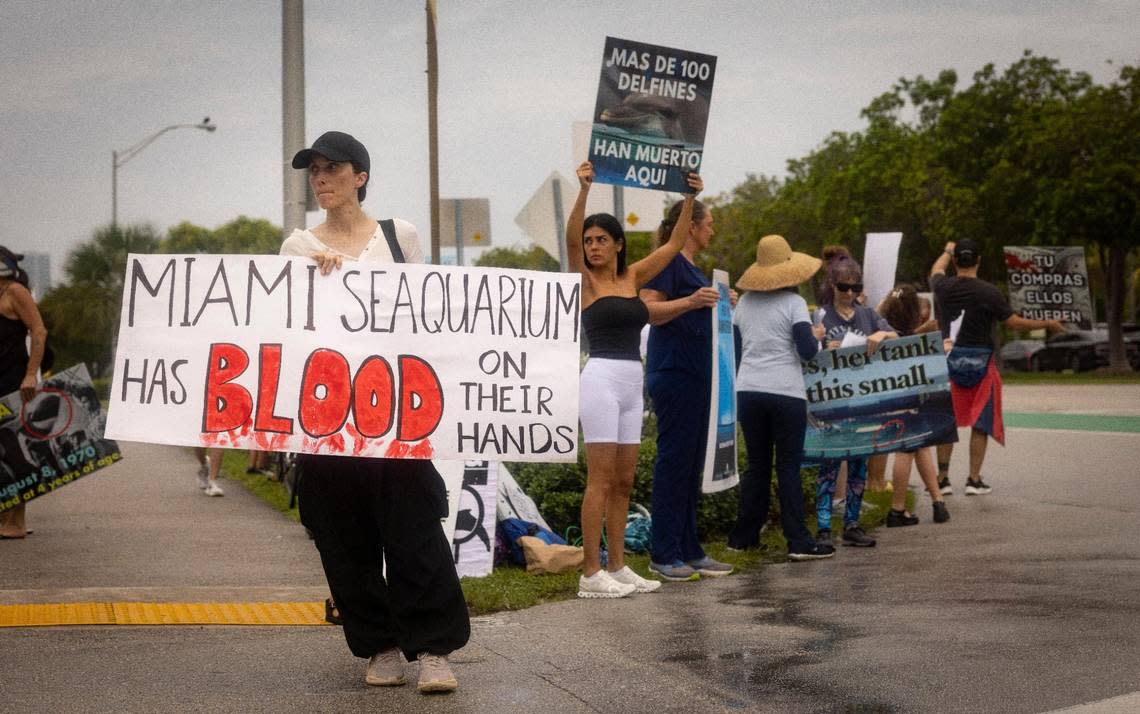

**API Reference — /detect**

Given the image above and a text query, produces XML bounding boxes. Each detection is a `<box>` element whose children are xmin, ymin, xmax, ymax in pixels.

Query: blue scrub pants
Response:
<box><xmin>647</xmin><ymin>368</ymin><xmax>709</xmax><ymax>565</ymax></box>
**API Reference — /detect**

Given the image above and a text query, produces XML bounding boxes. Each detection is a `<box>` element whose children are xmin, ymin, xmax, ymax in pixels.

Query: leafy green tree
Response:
<box><xmin>39</xmin><ymin>225</ymin><xmax>162</xmax><ymax>376</ymax></box>
<box><xmin>474</xmin><ymin>245</ymin><xmax>560</xmax><ymax>272</ymax></box>
<box><xmin>41</xmin><ymin>216</ymin><xmax>286</xmax><ymax>377</ymax></box>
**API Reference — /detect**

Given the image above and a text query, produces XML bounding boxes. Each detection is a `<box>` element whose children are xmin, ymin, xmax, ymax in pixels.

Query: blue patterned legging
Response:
<box><xmin>816</xmin><ymin>459</ymin><xmax>867</xmax><ymax>532</ymax></box>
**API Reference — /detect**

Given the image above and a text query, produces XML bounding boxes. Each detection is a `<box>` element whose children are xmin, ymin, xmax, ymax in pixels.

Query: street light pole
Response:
<box><xmin>111</xmin><ymin>117</ymin><xmax>216</xmax><ymax>228</ymax></box>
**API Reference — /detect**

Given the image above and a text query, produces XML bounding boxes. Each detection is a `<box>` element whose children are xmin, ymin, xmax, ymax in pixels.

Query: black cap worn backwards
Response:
<box><xmin>954</xmin><ymin>238</ymin><xmax>981</xmax><ymax>268</ymax></box>
<box><xmin>291</xmin><ymin>131</ymin><xmax>370</xmax><ymax>173</ymax></box>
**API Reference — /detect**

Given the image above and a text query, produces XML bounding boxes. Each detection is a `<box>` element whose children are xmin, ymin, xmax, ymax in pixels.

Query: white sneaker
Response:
<box><xmin>203</xmin><ymin>482</ymin><xmax>224</xmax><ymax>497</ymax></box>
<box><xmin>577</xmin><ymin>570</ymin><xmax>635</xmax><ymax>599</ymax></box>
<box><xmin>608</xmin><ymin>566</ymin><xmax>662</xmax><ymax>593</ymax></box>
<box><xmin>365</xmin><ymin>647</ymin><xmax>406</xmax><ymax>686</ymax></box>
<box><xmin>197</xmin><ymin>459</ymin><xmax>209</xmax><ymax>489</ymax></box>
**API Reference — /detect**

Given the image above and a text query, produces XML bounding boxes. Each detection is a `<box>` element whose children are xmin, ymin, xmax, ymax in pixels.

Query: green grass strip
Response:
<box><xmin>216</xmin><ymin>450</ymin><xmax>897</xmax><ymax>615</ymax></box>
<box><xmin>1003</xmin><ymin>372</ymin><xmax>1140</xmax><ymax>385</ymax></box>
<box><xmin>1005</xmin><ymin>412</ymin><xmax>1140</xmax><ymax>433</ymax></box>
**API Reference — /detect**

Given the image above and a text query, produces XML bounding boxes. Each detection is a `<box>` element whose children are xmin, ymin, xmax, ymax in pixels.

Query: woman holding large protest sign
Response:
<box><xmin>812</xmin><ymin>249</ymin><xmax>897</xmax><ymax>548</ymax></box>
<box><xmin>727</xmin><ymin>235</ymin><xmax>835</xmax><ymax>560</ymax></box>
<box><xmin>566</xmin><ymin>160</ymin><xmax>702</xmax><ymax>598</ymax></box>
<box><xmin>639</xmin><ymin>197</ymin><xmax>735</xmax><ymax>581</ymax></box>
<box><xmin>281</xmin><ymin>131</ymin><xmax>467</xmax><ymax>694</ymax></box>
<box><xmin>878</xmin><ymin>284</ymin><xmax>950</xmax><ymax>526</ymax></box>
<box><xmin>0</xmin><ymin>247</ymin><xmax>48</xmax><ymax>540</ymax></box>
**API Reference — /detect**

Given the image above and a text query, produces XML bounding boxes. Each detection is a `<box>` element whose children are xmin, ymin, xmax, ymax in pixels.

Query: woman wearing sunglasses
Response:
<box><xmin>812</xmin><ymin>248</ymin><xmax>897</xmax><ymax>548</ymax></box>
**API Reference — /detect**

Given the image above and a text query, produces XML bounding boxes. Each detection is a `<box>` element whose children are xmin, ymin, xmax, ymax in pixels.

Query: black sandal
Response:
<box><xmin>324</xmin><ymin>597</ymin><xmax>343</xmax><ymax>626</ymax></box>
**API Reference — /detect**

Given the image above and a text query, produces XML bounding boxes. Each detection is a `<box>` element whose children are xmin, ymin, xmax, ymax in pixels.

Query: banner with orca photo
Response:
<box><xmin>588</xmin><ymin>36</ymin><xmax>716</xmax><ymax>193</ymax></box>
<box><xmin>702</xmin><ymin>269</ymin><xmax>738</xmax><ymax>493</ymax></box>
<box><xmin>1003</xmin><ymin>246</ymin><xmax>1093</xmax><ymax>330</ymax></box>
<box><xmin>1</xmin><ymin>364</ymin><xmax>123</xmax><ymax>513</ymax></box>
<box><xmin>105</xmin><ymin>255</ymin><xmax>582</xmax><ymax>463</ymax></box>
<box><xmin>802</xmin><ymin>333</ymin><xmax>957</xmax><ymax>460</ymax></box>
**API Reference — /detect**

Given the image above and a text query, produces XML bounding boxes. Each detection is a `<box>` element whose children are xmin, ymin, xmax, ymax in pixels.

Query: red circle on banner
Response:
<box><xmin>20</xmin><ymin>387</ymin><xmax>74</xmax><ymax>440</ymax></box>
<box><xmin>872</xmin><ymin>418</ymin><xmax>906</xmax><ymax>449</ymax></box>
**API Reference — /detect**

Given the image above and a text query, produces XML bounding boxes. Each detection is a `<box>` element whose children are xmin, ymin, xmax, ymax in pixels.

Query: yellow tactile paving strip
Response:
<box><xmin>0</xmin><ymin>602</ymin><xmax>329</xmax><ymax>627</ymax></box>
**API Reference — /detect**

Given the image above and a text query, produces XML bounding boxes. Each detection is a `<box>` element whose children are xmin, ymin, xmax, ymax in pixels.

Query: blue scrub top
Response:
<box><xmin>643</xmin><ymin>254</ymin><xmax>712</xmax><ymax>380</ymax></box>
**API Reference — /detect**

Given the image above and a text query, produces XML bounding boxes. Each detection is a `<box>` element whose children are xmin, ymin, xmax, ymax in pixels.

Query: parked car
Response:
<box><xmin>1034</xmin><ymin>330</ymin><xmax>1106</xmax><ymax>372</ymax></box>
<box><xmin>1093</xmin><ymin>331</ymin><xmax>1140</xmax><ymax>370</ymax></box>
<box><xmin>999</xmin><ymin>340</ymin><xmax>1046</xmax><ymax>371</ymax></box>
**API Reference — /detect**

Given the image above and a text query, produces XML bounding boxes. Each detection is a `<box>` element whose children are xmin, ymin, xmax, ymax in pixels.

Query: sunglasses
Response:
<box><xmin>836</xmin><ymin>282</ymin><xmax>864</xmax><ymax>294</ymax></box>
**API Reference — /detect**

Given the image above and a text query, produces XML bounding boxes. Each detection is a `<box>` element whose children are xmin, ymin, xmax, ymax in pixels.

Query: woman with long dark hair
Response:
<box><xmin>0</xmin><ymin>247</ymin><xmax>48</xmax><ymax>539</ymax></box>
<box><xmin>566</xmin><ymin>161</ymin><xmax>702</xmax><ymax>598</ymax></box>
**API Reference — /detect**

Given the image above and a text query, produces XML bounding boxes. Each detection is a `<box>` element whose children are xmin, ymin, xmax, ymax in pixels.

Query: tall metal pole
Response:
<box><xmin>552</xmin><ymin>178</ymin><xmax>568</xmax><ymax>272</ymax></box>
<box><xmin>454</xmin><ymin>200</ymin><xmax>464</xmax><ymax>266</ymax></box>
<box><xmin>282</xmin><ymin>0</ymin><xmax>307</xmax><ymax>236</ymax></box>
<box><xmin>426</xmin><ymin>0</ymin><xmax>441</xmax><ymax>264</ymax></box>
<box><xmin>111</xmin><ymin>150</ymin><xmax>118</xmax><ymax>229</ymax></box>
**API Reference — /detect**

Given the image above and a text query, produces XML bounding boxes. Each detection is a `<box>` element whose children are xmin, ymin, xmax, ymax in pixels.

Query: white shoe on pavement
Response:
<box><xmin>607</xmin><ymin>566</ymin><xmax>662</xmax><ymax>593</ymax></box>
<box><xmin>577</xmin><ymin>569</ymin><xmax>636</xmax><ymax>598</ymax></box>
<box><xmin>203</xmin><ymin>482</ymin><xmax>224</xmax><ymax>497</ymax></box>
<box><xmin>416</xmin><ymin>653</ymin><xmax>457</xmax><ymax>693</ymax></box>
<box><xmin>365</xmin><ymin>647</ymin><xmax>406</xmax><ymax>686</ymax></box>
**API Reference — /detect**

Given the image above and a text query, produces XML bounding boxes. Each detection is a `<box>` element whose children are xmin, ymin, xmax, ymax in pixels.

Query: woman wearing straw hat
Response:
<box><xmin>727</xmin><ymin>235</ymin><xmax>835</xmax><ymax>559</ymax></box>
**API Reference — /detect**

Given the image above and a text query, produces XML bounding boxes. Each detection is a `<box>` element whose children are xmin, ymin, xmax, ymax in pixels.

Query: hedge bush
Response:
<box><xmin>507</xmin><ymin>416</ymin><xmax>820</xmax><ymax>542</ymax></box>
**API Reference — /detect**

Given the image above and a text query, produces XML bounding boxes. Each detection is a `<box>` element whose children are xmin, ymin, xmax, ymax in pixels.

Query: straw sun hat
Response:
<box><xmin>735</xmin><ymin>235</ymin><xmax>821</xmax><ymax>292</ymax></box>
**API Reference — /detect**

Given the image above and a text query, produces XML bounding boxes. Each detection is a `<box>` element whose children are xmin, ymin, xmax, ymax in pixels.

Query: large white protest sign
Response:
<box><xmin>702</xmin><ymin>269</ymin><xmax>738</xmax><ymax>494</ymax></box>
<box><xmin>106</xmin><ymin>255</ymin><xmax>581</xmax><ymax>462</ymax></box>
<box><xmin>862</xmin><ymin>232</ymin><xmax>903</xmax><ymax>310</ymax></box>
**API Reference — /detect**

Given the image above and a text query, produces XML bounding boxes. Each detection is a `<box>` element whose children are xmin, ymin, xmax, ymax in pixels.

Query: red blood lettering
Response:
<box><xmin>203</xmin><ymin>344</ymin><xmax>252</xmax><ymax>432</ymax></box>
<box><xmin>298</xmin><ymin>349</ymin><xmax>351</xmax><ymax>437</ymax></box>
<box><xmin>255</xmin><ymin>344</ymin><xmax>294</xmax><ymax>434</ymax></box>
<box><xmin>397</xmin><ymin>356</ymin><xmax>443</xmax><ymax>441</ymax></box>
<box><xmin>352</xmin><ymin>356</ymin><xmax>395</xmax><ymax>438</ymax></box>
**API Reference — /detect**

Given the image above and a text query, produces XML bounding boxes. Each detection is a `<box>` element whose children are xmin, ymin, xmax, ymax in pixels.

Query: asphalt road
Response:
<box><xmin>2</xmin><ymin>385</ymin><xmax>1139</xmax><ymax>713</ymax></box>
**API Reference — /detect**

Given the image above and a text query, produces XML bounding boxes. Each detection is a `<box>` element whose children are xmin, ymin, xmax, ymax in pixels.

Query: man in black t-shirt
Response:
<box><xmin>930</xmin><ymin>239</ymin><xmax>1062</xmax><ymax>496</ymax></box>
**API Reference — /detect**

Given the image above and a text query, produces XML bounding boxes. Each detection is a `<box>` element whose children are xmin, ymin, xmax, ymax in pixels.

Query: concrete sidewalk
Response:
<box><xmin>3</xmin><ymin>388</ymin><xmax>1140</xmax><ymax>712</ymax></box>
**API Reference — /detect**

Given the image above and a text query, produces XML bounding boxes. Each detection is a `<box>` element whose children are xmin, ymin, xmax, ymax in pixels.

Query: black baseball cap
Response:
<box><xmin>954</xmin><ymin>238</ymin><xmax>981</xmax><ymax>267</ymax></box>
<box><xmin>291</xmin><ymin>131</ymin><xmax>370</xmax><ymax>173</ymax></box>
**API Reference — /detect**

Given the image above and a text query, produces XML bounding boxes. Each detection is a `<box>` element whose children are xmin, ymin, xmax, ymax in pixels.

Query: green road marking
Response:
<box><xmin>1005</xmin><ymin>412</ymin><xmax>1140</xmax><ymax>433</ymax></box>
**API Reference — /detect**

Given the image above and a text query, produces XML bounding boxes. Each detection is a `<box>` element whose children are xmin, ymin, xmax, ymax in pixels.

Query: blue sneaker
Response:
<box><xmin>685</xmin><ymin>556</ymin><xmax>733</xmax><ymax>577</ymax></box>
<box><xmin>649</xmin><ymin>560</ymin><xmax>700</xmax><ymax>581</ymax></box>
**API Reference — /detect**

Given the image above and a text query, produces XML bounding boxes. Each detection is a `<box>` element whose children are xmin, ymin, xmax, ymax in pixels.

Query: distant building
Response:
<box><xmin>21</xmin><ymin>252</ymin><xmax>52</xmax><ymax>300</ymax></box>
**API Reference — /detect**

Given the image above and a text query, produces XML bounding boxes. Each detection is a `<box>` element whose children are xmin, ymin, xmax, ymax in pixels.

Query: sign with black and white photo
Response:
<box><xmin>1</xmin><ymin>364</ymin><xmax>122</xmax><ymax>513</ymax></box>
<box><xmin>588</xmin><ymin>36</ymin><xmax>716</xmax><ymax>193</ymax></box>
<box><xmin>1003</xmin><ymin>246</ymin><xmax>1093</xmax><ymax>330</ymax></box>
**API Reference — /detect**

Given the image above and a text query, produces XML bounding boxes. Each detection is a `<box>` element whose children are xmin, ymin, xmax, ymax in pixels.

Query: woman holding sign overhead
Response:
<box><xmin>566</xmin><ymin>161</ymin><xmax>701</xmax><ymax>598</ymax></box>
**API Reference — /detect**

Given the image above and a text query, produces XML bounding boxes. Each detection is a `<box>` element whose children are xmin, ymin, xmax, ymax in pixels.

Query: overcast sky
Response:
<box><xmin>2</xmin><ymin>1</ymin><xmax>1137</xmax><ymax>282</ymax></box>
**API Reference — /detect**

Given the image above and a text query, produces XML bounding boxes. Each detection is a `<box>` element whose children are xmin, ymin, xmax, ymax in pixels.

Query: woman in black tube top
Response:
<box><xmin>565</xmin><ymin>161</ymin><xmax>702</xmax><ymax>599</ymax></box>
<box><xmin>0</xmin><ymin>247</ymin><xmax>48</xmax><ymax>540</ymax></box>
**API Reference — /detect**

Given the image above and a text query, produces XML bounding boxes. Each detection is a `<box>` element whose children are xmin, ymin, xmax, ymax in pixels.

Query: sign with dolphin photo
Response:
<box><xmin>588</xmin><ymin>36</ymin><xmax>716</xmax><ymax>193</ymax></box>
<box><xmin>802</xmin><ymin>333</ymin><xmax>957</xmax><ymax>460</ymax></box>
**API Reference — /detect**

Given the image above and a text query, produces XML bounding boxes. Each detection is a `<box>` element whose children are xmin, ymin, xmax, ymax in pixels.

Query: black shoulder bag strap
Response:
<box><xmin>378</xmin><ymin>219</ymin><xmax>405</xmax><ymax>263</ymax></box>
